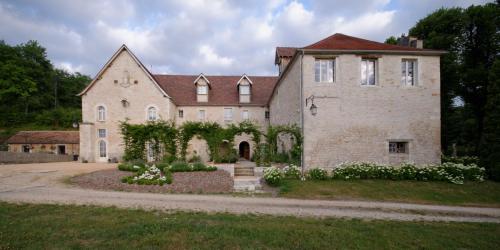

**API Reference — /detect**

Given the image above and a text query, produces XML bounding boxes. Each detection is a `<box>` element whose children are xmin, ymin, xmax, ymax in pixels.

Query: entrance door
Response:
<box><xmin>239</xmin><ymin>141</ymin><xmax>250</xmax><ymax>160</ymax></box>
<box><xmin>57</xmin><ymin>145</ymin><xmax>66</xmax><ymax>155</ymax></box>
<box><xmin>22</xmin><ymin>145</ymin><xmax>30</xmax><ymax>153</ymax></box>
<box><xmin>98</xmin><ymin>140</ymin><xmax>107</xmax><ymax>162</ymax></box>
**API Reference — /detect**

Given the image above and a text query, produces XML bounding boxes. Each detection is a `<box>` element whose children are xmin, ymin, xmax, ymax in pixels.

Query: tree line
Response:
<box><xmin>386</xmin><ymin>2</ymin><xmax>499</xmax><ymax>179</ymax></box>
<box><xmin>0</xmin><ymin>40</ymin><xmax>91</xmax><ymax>128</ymax></box>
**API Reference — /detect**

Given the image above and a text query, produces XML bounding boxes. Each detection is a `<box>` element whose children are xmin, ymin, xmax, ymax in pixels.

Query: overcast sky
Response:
<box><xmin>0</xmin><ymin>0</ymin><xmax>490</xmax><ymax>77</ymax></box>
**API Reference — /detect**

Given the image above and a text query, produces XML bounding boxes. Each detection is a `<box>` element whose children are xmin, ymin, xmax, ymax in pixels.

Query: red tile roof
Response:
<box><xmin>303</xmin><ymin>33</ymin><xmax>430</xmax><ymax>51</ymax></box>
<box><xmin>6</xmin><ymin>131</ymin><xmax>79</xmax><ymax>144</ymax></box>
<box><xmin>154</xmin><ymin>75</ymin><xmax>278</xmax><ymax>106</ymax></box>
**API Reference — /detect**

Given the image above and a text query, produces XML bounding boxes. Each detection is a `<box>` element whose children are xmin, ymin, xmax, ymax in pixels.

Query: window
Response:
<box><xmin>97</xmin><ymin>106</ymin><xmax>106</xmax><ymax>121</ymax></box>
<box><xmin>389</xmin><ymin>142</ymin><xmax>408</xmax><ymax>154</ymax></box>
<box><xmin>265</xmin><ymin>111</ymin><xmax>270</xmax><ymax>119</ymax></box>
<box><xmin>314</xmin><ymin>59</ymin><xmax>334</xmax><ymax>83</ymax></box>
<box><xmin>178</xmin><ymin>109</ymin><xmax>184</xmax><ymax>118</ymax></box>
<box><xmin>361</xmin><ymin>59</ymin><xmax>377</xmax><ymax>85</ymax></box>
<box><xmin>197</xmin><ymin>85</ymin><xmax>208</xmax><ymax>95</ymax></box>
<box><xmin>240</xmin><ymin>85</ymin><xmax>250</xmax><ymax>95</ymax></box>
<box><xmin>224</xmin><ymin>108</ymin><xmax>233</xmax><ymax>121</ymax></box>
<box><xmin>147</xmin><ymin>106</ymin><xmax>157</xmax><ymax>121</ymax></box>
<box><xmin>242</xmin><ymin>110</ymin><xmax>249</xmax><ymax>120</ymax></box>
<box><xmin>99</xmin><ymin>140</ymin><xmax>107</xmax><ymax>158</ymax></box>
<box><xmin>401</xmin><ymin>59</ymin><xmax>417</xmax><ymax>86</ymax></box>
<box><xmin>198</xmin><ymin>110</ymin><xmax>205</xmax><ymax>120</ymax></box>
<box><xmin>98</xmin><ymin>129</ymin><xmax>106</xmax><ymax>138</ymax></box>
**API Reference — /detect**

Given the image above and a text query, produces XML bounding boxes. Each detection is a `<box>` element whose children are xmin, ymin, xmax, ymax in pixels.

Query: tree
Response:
<box><xmin>480</xmin><ymin>59</ymin><xmax>500</xmax><ymax>180</ymax></box>
<box><xmin>384</xmin><ymin>36</ymin><xmax>398</xmax><ymax>45</ymax></box>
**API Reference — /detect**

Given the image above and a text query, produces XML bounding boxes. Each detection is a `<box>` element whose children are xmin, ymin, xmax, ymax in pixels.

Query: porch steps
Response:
<box><xmin>233</xmin><ymin>176</ymin><xmax>262</xmax><ymax>192</ymax></box>
<box><xmin>234</xmin><ymin>166</ymin><xmax>254</xmax><ymax>176</ymax></box>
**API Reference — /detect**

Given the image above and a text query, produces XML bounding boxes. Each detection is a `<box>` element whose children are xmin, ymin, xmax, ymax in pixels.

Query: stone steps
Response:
<box><xmin>234</xmin><ymin>167</ymin><xmax>254</xmax><ymax>176</ymax></box>
<box><xmin>233</xmin><ymin>176</ymin><xmax>262</xmax><ymax>192</ymax></box>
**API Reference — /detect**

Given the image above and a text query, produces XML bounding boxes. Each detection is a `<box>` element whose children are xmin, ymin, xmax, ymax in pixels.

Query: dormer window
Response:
<box><xmin>237</xmin><ymin>74</ymin><xmax>252</xmax><ymax>103</ymax></box>
<box><xmin>197</xmin><ymin>85</ymin><xmax>208</xmax><ymax>95</ymax></box>
<box><xmin>194</xmin><ymin>73</ymin><xmax>210</xmax><ymax>102</ymax></box>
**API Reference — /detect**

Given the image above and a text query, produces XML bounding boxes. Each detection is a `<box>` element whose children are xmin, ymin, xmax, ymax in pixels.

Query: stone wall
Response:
<box><xmin>300</xmin><ymin>53</ymin><xmax>441</xmax><ymax>169</ymax></box>
<box><xmin>80</xmin><ymin>49</ymin><xmax>175</xmax><ymax>162</ymax></box>
<box><xmin>8</xmin><ymin>143</ymin><xmax>79</xmax><ymax>155</ymax></box>
<box><xmin>0</xmin><ymin>151</ymin><xmax>74</xmax><ymax>164</ymax></box>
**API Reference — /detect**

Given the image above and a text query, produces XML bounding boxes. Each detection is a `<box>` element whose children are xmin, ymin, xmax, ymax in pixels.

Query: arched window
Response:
<box><xmin>97</xmin><ymin>106</ymin><xmax>106</xmax><ymax>121</ymax></box>
<box><xmin>147</xmin><ymin>106</ymin><xmax>157</xmax><ymax>121</ymax></box>
<box><xmin>99</xmin><ymin>140</ymin><xmax>106</xmax><ymax>158</ymax></box>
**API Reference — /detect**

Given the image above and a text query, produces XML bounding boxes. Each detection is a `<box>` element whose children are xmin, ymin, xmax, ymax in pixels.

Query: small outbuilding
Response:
<box><xmin>6</xmin><ymin>131</ymin><xmax>79</xmax><ymax>156</ymax></box>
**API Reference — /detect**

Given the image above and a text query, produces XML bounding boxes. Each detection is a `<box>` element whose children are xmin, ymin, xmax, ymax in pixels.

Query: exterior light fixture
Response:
<box><xmin>72</xmin><ymin>121</ymin><xmax>79</xmax><ymax>128</ymax></box>
<box><xmin>310</xmin><ymin>103</ymin><xmax>318</xmax><ymax>116</ymax></box>
<box><xmin>121</xmin><ymin>99</ymin><xmax>129</xmax><ymax>108</ymax></box>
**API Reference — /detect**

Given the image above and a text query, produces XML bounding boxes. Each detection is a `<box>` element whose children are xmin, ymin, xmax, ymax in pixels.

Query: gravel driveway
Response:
<box><xmin>1</xmin><ymin>162</ymin><xmax>500</xmax><ymax>223</ymax></box>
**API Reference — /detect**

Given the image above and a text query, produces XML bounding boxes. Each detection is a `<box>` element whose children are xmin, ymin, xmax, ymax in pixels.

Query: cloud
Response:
<box><xmin>0</xmin><ymin>0</ymin><xmax>491</xmax><ymax>77</ymax></box>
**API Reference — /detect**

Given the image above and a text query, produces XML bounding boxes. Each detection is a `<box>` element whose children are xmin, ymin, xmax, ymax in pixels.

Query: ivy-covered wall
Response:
<box><xmin>120</xmin><ymin>120</ymin><xmax>301</xmax><ymax>166</ymax></box>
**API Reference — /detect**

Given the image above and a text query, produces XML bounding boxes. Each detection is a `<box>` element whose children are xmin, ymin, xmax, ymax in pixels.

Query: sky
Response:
<box><xmin>0</xmin><ymin>0</ymin><xmax>490</xmax><ymax>77</ymax></box>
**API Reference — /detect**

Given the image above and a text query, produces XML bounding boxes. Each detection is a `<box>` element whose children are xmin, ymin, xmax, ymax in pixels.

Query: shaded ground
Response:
<box><xmin>1</xmin><ymin>202</ymin><xmax>500</xmax><ymax>250</ymax></box>
<box><xmin>71</xmin><ymin>169</ymin><xmax>233</xmax><ymax>194</ymax></box>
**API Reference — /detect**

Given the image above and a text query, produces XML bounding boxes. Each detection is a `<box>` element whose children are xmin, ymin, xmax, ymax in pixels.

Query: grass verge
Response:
<box><xmin>279</xmin><ymin>179</ymin><xmax>500</xmax><ymax>207</ymax></box>
<box><xmin>0</xmin><ymin>202</ymin><xmax>499</xmax><ymax>249</ymax></box>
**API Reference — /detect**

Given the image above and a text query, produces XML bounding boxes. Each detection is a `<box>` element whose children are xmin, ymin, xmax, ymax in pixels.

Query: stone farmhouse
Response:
<box><xmin>78</xmin><ymin>33</ymin><xmax>444</xmax><ymax>169</ymax></box>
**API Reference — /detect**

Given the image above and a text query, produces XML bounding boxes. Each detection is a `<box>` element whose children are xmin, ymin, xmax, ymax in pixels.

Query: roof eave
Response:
<box><xmin>302</xmin><ymin>49</ymin><xmax>447</xmax><ymax>56</ymax></box>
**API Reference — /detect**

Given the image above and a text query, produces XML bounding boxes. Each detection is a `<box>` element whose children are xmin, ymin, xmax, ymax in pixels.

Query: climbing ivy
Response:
<box><xmin>120</xmin><ymin>119</ymin><xmax>302</xmax><ymax>166</ymax></box>
<box><xmin>120</xmin><ymin>120</ymin><xmax>177</xmax><ymax>162</ymax></box>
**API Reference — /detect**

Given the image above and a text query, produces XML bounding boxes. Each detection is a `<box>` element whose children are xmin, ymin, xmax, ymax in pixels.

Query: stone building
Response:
<box><xmin>78</xmin><ymin>33</ymin><xmax>444</xmax><ymax>169</ymax></box>
<box><xmin>7</xmin><ymin>131</ymin><xmax>79</xmax><ymax>156</ymax></box>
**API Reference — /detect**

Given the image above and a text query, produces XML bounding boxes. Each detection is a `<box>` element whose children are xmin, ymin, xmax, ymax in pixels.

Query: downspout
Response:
<box><xmin>299</xmin><ymin>50</ymin><xmax>305</xmax><ymax>176</ymax></box>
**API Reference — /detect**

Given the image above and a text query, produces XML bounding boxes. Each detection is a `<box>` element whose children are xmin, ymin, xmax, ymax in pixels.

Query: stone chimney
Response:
<box><xmin>397</xmin><ymin>34</ymin><xmax>423</xmax><ymax>49</ymax></box>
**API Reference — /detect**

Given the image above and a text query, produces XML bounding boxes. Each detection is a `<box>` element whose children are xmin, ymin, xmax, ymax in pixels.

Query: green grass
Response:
<box><xmin>0</xmin><ymin>202</ymin><xmax>499</xmax><ymax>249</ymax></box>
<box><xmin>279</xmin><ymin>179</ymin><xmax>500</xmax><ymax>207</ymax></box>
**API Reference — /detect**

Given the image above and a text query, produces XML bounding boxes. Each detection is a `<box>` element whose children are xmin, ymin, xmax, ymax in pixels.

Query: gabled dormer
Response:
<box><xmin>194</xmin><ymin>73</ymin><xmax>210</xmax><ymax>102</ymax></box>
<box><xmin>237</xmin><ymin>74</ymin><xmax>252</xmax><ymax>103</ymax></box>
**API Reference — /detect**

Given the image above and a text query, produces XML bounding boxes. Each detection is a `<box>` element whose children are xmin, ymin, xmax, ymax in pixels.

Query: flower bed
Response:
<box><xmin>262</xmin><ymin>162</ymin><xmax>486</xmax><ymax>186</ymax></box>
<box><xmin>119</xmin><ymin>161</ymin><xmax>217</xmax><ymax>186</ymax></box>
<box><xmin>331</xmin><ymin>162</ymin><xmax>485</xmax><ymax>184</ymax></box>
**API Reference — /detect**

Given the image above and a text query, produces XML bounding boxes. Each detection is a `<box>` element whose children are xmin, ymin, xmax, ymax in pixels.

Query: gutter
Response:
<box><xmin>299</xmin><ymin>49</ymin><xmax>305</xmax><ymax>174</ymax></box>
<box><xmin>302</xmin><ymin>49</ymin><xmax>447</xmax><ymax>56</ymax></box>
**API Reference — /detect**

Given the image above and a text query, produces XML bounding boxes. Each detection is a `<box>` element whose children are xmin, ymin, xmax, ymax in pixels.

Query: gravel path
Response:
<box><xmin>71</xmin><ymin>169</ymin><xmax>233</xmax><ymax>193</ymax></box>
<box><xmin>1</xmin><ymin>162</ymin><xmax>500</xmax><ymax>223</ymax></box>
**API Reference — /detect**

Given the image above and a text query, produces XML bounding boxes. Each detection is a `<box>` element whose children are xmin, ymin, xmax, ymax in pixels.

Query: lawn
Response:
<box><xmin>279</xmin><ymin>179</ymin><xmax>500</xmax><ymax>207</ymax></box>
<box><xmin>0</xmin><ymin>202</ymin><xmax>499</xmax><ymax>249</ymax></box>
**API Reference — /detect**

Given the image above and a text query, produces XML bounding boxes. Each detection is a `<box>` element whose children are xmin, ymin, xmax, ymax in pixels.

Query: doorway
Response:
<box><xmin>57</xmin><ymin>145</ymin><xmax>66</xmax><ymax>155</ymax></box>
<box><xmin>239</xmin><ymin>141</ymin><xmax>250</xmax><ymax>160</ymax></box>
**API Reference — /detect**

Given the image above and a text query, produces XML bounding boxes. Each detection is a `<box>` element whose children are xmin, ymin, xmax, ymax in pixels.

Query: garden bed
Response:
<box><xmin>71</xmin><ymin>169</ymin><xmax>233</xmax><ymax>194</ymax></box>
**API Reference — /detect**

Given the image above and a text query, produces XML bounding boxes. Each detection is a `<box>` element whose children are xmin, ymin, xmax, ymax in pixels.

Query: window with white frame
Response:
<box><xmin>224</xmin><ymin>108</ymin><xmax>233</xmax><ymax>121</ymax></box>
<box><xmin>361</xmin><ymin>59</ymin><xmax>377</xmax><ymax>85</ymax></box>
<box><xmin>178</xmin><ymin>109</ymin><xmax>184</xmax><ymax>118</ymax></box>
<box><xmin>401</xmin><ymin>59</ymin><xmax>417</xmax><ymax>86</ymax></box>
<box><xmin>314</xmin><ymin>59</ymin><xmax>334</xmax><ymax>83</ymax></box>
<box><xmin>97</xmin><ymin>106</ymin><xmax>106</xmax><ymax>121</ymax></box>
<box><xmin>98</xmin><ymin>129</ymin><xmax>106</xmax><ymax>138</ymax></box>
<box><xmin>147</xmin><ymin>106</ymin><xmax>157</xmax><ymax>121</ymax></box>
<box><xmin>197</xmin><ymin>85</ymin><xmax>208</xmax><ymax>95</ymax></box>
<box><xmin>242</xmin><ymin>110</ymin><xmax>249</xmax><ymax>120</ymax></box>
<box><xmin>99</xmin><ymin>140</ymin><xmax>107</xmax><ymax>158</ymax></box>
<box><xmin>240</xmin><ymin>85</ymin><xmax>250</xmax><ymax>95</ymax></box>
<box><xmin>389</xmin><ymin>141</ymin><xmax>408</xmax><ymax>154</ymax></box>
<box><xmin>198</xmin><ymin>110</ymin><xmax>205</xmax><ymax>120</ymax></box>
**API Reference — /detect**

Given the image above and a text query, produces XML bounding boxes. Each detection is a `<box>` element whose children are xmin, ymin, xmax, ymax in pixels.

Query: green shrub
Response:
<box><xmin>155</xmin><ymin>163</ymin><xmax>169</xmax><ymax>171</ymax></box>
<box><xmin>263</xmin><ymin>167</ymin><xmax>283</xmax><ymax>186</ymax></box>
<box><xmin>192</xmin><ymin>162</ymin><xmax>207</xmax><ymax>171</ymax></box>
<box><xmin>188</xmin><ymin>155</ymin><xmax>202</xmax><ymax>163</ymax></box>
<box><xmin>283</xmin><ymin>164</ymin><xmax>301</xmax><ymax>179</ymax></box>
<box><xmin>442</xmin><ymin>155</ymin><xmax>479</xmax><ymax>165</ymax></box>
<box><xmin>307</xmin><ymin>168</ymin><xmax>328</xmax><ymax>180</ymax></box>
<box><xmin>170</xmin><ymin>161</ymin><xmax>192</xmax><ymax>172</ymax></box>
<box><xmin>162</xmin><ymin>155</ymin><xmax>177</xmax><ymax>164</ymax></box>
<box><xmin>128</xmin><ymin>159</ymin><xmax>146</xmax><ymax>168</ymax></box>
<box><xmin>118</xmin><ymin>163</ymin><xmax>142</xmax><ymax>172</ymax></box>
<box><xmin>121</xmin><ymin>164</ymin><xmax>169</xmax><ymax>186</ymax></box>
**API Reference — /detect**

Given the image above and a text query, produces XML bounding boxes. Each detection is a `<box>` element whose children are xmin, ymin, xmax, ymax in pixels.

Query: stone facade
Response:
<box><xmin>270</xmin><ymin>53</ymin><xmax>441</xmax><ymax>169</ymax></box>
<box><xmin>8</xmin><ymin>143</ymin><xmax>79</xmax><ymax>155</ymax></box>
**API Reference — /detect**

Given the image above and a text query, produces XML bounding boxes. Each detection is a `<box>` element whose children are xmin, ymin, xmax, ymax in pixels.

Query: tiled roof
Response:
<box><xmin>6</xmin><ymin>131</ymin><xmax>79</xmax><ymax>144</ymax></box>
<box><xmin>154</xmin><ymin>75</ymin><xmax>278</xmax><ymax>106</ymax></box>
<box><xmin>303</xmin><ymin>33</ymin><xmax>430</xmax><ymax>51</ymax></box>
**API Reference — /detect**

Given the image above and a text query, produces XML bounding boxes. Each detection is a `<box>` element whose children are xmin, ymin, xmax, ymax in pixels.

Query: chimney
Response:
<box><xmin>397</xmin><ymin>34</ymin><xmax>423</xmax><ymax>49</ymax></box>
